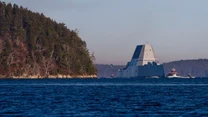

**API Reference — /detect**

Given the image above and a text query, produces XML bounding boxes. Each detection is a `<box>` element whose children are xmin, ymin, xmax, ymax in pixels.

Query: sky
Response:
<box><xmin>3</xmin><ymin>0</ymin><xmax>208</xmax><ymax>65</ymax></box>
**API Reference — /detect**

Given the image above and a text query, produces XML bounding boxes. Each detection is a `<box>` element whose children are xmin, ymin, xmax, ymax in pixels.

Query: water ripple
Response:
<box><xmin>0</xmin><ymin>78</ymin><xmax>208</xmax><ymax>116</ymax></box>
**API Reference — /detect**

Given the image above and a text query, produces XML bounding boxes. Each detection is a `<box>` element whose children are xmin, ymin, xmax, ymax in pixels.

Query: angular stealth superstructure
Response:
<box><xmin>117</xmin><ymin>44</ymin><xmax>165</xmax><ymax>78</ymax></box>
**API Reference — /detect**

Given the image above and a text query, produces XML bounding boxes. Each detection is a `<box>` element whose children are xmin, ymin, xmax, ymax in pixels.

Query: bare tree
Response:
<box><xmin>42</xmin><ymin>50</ymin><xmax>54</xmax><ymax>77</ymax></box>
<box><xmin>6</xmin><ymin>51</ymin><xmax>14</xmax><ymax>67</ymax></box>
<box><xmin>90</xmin><ymin>52</ymin><xmax>96</xmax><ymax>63</ymax></box>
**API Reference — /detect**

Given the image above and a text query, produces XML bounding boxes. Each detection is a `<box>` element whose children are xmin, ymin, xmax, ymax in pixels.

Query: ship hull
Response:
<box><xmin>117</xmin><ymin>44</ymin><xmax>165</xmax><ymax>78</ymax></box>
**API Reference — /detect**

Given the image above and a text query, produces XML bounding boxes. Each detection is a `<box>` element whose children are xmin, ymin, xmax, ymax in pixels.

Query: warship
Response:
<box><xmin>117</xmin><ymin>44</ymin><xmax>165</xmax><ymax>78</ymax></box>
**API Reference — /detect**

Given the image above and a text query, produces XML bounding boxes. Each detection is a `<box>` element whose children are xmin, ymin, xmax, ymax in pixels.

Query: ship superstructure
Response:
<box><xmin>117</xmin><ymin>44</ymin><xmax>165</xmax><ymax>78</ymax></box>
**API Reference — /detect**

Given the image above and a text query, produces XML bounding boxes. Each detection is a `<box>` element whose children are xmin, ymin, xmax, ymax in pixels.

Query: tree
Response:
<box><xmin>0</xmin><ymin>1</ymin><xmax>97</xmax><ymax>78</ymax></box>
<box><xmin>90</xmin><ymin>52</ymin><xmax>96</xmax><ymax>64</ymax></box>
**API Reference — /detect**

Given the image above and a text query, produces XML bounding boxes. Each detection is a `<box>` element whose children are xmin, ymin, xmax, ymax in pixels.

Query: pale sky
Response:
<box><xmin>3</xmin><ymin>0</ymin><xmax>208</xmax><ymax>65</ymax></box>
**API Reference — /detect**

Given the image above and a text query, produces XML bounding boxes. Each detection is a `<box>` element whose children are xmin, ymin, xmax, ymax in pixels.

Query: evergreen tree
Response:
<box><xmin>0</xmin><ymin>2</ymin><xmax>97</xmax><ymax>77</ymax></box>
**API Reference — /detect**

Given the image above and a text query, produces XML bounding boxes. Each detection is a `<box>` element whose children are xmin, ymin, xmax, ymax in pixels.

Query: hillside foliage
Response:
<box><xmin>0</xmin><ymin>2</ymin><xmax>97</xmax><ymax>77</ymax></box>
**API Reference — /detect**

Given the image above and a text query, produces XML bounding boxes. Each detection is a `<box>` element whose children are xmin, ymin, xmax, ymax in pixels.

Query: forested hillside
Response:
<box><xmin>0</xmin><ymin>2</ymin><xmax>97</xmax><ymax>78</ymax></box>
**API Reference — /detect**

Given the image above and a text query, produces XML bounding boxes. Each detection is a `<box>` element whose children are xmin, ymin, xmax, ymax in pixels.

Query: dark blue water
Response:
<box><xmin>0</xmin><ymin>78</ymin><xmax>208</xmax><ymax>116</ymax></box>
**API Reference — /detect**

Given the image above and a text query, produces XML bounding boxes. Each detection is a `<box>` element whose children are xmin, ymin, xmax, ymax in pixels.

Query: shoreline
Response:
<box><xmin>0</xmin><ymin>74</ymin><xmax>97</xmax><ymax>79</ymax></box>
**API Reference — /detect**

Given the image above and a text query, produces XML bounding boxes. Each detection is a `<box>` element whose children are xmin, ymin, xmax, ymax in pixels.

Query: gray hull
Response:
<box><xmin>117</xmin><ymin>44</ymin><xmax>165</xmax><ymax>78</ymax></box>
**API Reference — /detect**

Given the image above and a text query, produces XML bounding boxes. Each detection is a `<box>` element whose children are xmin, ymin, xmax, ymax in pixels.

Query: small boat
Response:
<box><xmin>166</xmin><ymin>68</ymin><xmax>196</xmax><ymax>78</ymax></box>
<box><xmin>167</xmin><ymin>68</ymin><xmax>182</xmax><ymax>78</ymax></box>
